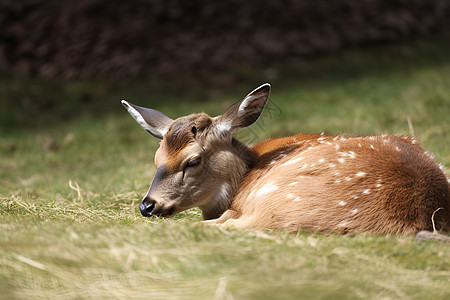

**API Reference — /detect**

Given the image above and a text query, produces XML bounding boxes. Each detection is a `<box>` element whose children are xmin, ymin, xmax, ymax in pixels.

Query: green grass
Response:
<box><xmin>1</xmin><ymin>37</ymin><xmax>450</xmax><ymax>299</ymax></box>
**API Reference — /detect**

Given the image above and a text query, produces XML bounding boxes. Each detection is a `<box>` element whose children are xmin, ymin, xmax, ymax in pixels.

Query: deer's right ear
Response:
<box><xmin>216</xmin><ymin>83</ymin><xmax>271</xmax><ymax>134</ymax></box>
<box><xmin>121</xmin><ymin>100</ymin><xmax>173</xmax><ymax>139</ymax></box>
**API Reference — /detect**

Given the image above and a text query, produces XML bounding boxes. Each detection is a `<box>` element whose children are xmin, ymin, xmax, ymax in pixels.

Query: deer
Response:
<box><xmin>121</xmin><ymin>83</ymin><xmax>450</xmax><ymax>240</ymax></box>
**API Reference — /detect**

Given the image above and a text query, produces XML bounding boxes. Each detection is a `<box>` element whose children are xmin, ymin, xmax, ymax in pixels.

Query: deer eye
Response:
<box><xmin>186</xmin><ymin>157</ymin><xmax>201</xmax><ymax>167</ymax></box>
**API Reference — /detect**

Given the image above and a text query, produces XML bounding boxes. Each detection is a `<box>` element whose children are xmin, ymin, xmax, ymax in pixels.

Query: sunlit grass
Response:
<box><xmin>1</xmin><ymin>37</ymin><xmax>450</xmax><ymax>299</ymax></box>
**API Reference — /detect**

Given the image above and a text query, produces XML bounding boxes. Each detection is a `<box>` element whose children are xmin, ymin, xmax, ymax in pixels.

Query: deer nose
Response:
<box><xmin>139</xmin><ymin>197</ymin><xmax>156</xmax><ymax>217</ymax></box>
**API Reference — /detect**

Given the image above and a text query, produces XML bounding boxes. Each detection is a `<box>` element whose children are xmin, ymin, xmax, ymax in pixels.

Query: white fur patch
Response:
<box><xmin>216</xmin><ymin>121</ymin><xmax>232</xmax><ymax>133</ymax></box>
<box><xmin>339</xmin><ymin>201</ymin><xmax>347</xmax><ymax>206</ymax></box>
<box><xmin>282</xmin><ymin>156</ymin><xmax>304</xmax><ymax>167</ymax></box>
<box><xmin>218</xmin><ymin>183</ymin><xmax>231</xmax><ymax>199</ymax></box>
<box><xmin>355</xmin><ymin>171</ymin><xmax>366</xmax><ymax>177</ymax></box>
<box><xmin>256</xmin><ymin>182</ymin><xmax>279</xmax><ymax>197</ymax></box>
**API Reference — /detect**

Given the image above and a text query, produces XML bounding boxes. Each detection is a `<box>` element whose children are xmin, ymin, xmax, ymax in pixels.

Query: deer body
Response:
<box><xmin>218</xmin><ymin>134</ymin><xmax>450</xmax><ymax>234</ymax></box>
<box><xmin>122</xmin><ymin>84</ymin><xmax>450</xmax><ymax>235</ymax></box>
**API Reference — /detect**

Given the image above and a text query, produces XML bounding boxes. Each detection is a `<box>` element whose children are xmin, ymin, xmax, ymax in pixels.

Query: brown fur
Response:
<box><xmin>222</xmin><ymin>134</ymin><xmax>450</xmax><ymax>234</ymax></box>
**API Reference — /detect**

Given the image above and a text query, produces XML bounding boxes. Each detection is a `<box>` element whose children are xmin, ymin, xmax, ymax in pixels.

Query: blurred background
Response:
<box><xmin>1</xmin><ymin>0</ymin><xmax>450</xmax><ymax>131</ymax></box>
<box><xmin>2</xmin><ymin>0</ymin><xmax>450</xmax><ymax>79</ymax></box>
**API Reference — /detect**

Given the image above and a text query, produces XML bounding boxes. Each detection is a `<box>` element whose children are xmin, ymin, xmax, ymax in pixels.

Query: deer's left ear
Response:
<box><xmin>121</xmin><ymin>100</ymin><xmax>173</xmax><ymax>139</ymax></box>
<box><xmin>216</xmin><ymin>83</ymin><xmax>271</xmax><ymax>133</ymax></box>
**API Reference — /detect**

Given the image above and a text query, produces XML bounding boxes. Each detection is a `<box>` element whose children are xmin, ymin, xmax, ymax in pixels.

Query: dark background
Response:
<box><xmin>1</xmin><ymin>0</ymin><xmax>449</xmax><ymax>80</ymax></box>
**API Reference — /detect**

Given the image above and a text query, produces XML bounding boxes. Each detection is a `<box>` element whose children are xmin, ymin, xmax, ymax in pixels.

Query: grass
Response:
<box><xmin>1</xmin><ymin>36</ymin><xmax>450</xmax><ymax>299</ymax></box>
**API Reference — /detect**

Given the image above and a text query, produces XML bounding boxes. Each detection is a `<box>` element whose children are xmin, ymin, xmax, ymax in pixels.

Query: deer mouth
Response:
<box><xmin>159</xmin><ymin>206</ymin><xmax>176</xmax><ymax>218</ymax></box>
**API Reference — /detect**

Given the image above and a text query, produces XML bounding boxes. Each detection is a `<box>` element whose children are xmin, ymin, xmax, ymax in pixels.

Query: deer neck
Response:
<box><xmin>199</xmin><ymin>138</ymin><xmax>256</xmax><ymax>220</ymax></box>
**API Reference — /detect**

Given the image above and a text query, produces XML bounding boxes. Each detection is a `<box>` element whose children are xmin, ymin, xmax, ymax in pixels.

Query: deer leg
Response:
<box><xmin>202</xmin><ymin>209</ymin><xmax>241</xmax><ymax>225</ymax></box>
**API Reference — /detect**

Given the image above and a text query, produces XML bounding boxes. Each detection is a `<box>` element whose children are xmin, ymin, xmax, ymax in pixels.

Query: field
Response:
<box><xmin>1</xmin><ymin>37</ymin><xmax>450</xmax><ymax>299</ymax></box>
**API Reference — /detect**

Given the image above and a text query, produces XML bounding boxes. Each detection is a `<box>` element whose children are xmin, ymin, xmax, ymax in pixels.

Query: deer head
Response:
<box><xmin>121</xmin><ymin>83</ymin><xmax>270</xmax><ymax>219</ymax></box>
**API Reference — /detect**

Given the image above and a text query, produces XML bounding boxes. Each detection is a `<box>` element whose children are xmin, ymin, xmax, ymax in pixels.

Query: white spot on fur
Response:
<box><xmin>339</xmin><ymin>201</ymin><xmax>347</xmax><ymax>206</ymax></box>
<box><xmin>287</xmin><ymin>194</ymin><xmax>303</xmax><ymax>202</ymax></box>
<box><xmin>319</xmin><ymin>158</ymin><xmax>325</xmax><ymax>163</ymax></box>
<box><xmin>339</xmin><ymin>151</ymin><xmax>356</xmax><ymax>159</ymax></box>
<box><xmin>358</xmin><ymin>143</ymin><xmax>362</xmax><ymax>148</ymax></box>
<box><xmin>282</xmin><ymin>156</ymin><xmax>304</xmax><ymax>167</ymax></box>
<box><xmin>338</xmin><ymin>221</ymin><xmax>349</xmax><ymax>228</ymax></box>
<box><xmin>370</xmin><ymin>145</ymin><xmax>375</xmax><ymax>150</ymax></box>
<box><xmin>328</xmin><ymin>163</ymin><xmax>337</xmax><ymax>168</ymax></box>
<box><xmin>317</xmin><ymin>136</ymin><xmax>326</xmax><ymax>141</ymax></box>
<box><xmin>355</xmin><ymin>171</ymin><xmax>366</xmax><ymax>177</ymax></box>
<box><xmin>375</xmin><ymin>183</ymin><xmax>382</xmax><ymax>188</ymax></box>
<box><xmin>351</xmin><ymin>208</ymin><xmax>359</xmax><ymax>215</ymax></box>
<box><xmin>256</xmin><ymin>182</ymin><xmax>279</xmax><ymax>197</ymax></box>
<box><xmin>395</xmin><ymin>146</ymin><xmax>401</xmax><ymax>152</ymax></box>
<box><xmin>438</xmin><ymin>164</ymin><xmax>445</xmax><ymax>170</ymax></box>
<box><xmin>288</xmin><ymin>182</ymin><xmax>298</xmax><ymax>186</ymax></box>
<box><xmin>338</xmin><ymin>158</ymin><xmax>345</xmax><ymax>164</ymax></box>
<box><xmin>335</xmin><ymin>180</ymin><xmax>341</xmax><ymax>184</ymax></box>
<box><xmin>351</xmin><ymin>195</ymin><xmax>359</xmax><ymax>199</ymax></box>
<box><xmin>362</xmin><ymin>189</ymin><xmax>370</xmax><ymax>195</ymax></box>
<box><xmin>345</xmin><ymin>177</ymin><xmax>352</xmax><ymax>181</ymax></box>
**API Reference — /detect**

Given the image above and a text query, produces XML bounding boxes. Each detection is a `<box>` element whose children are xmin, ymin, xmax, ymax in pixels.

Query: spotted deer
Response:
<box><xmin>121</xmin><ymin>83</ymin><xmax>450</xmax><ymax>237</ymax></box>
